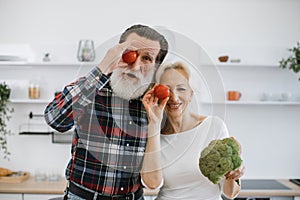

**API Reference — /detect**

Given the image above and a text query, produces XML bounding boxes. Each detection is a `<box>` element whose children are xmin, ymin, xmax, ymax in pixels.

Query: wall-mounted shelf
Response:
<box><xmin>0</xmin><ymin>62</ymin><xmax>278</xmax><ymax>68</ymax></box>
<box><xmin>19</xmin><ymin>131</ymin><xmax>53</xmax><ymax>135</ymax></box>
<box><xmin>200</xmin><ymin>63</ymin><xmax>279</xmax><ymax>68</ymax></box>
<box><xmin>216</xmin><ymin>63</ymin><xmax>279</xmax><ymax>68</ymax></box>
<box><xmin>201</xmin><ymin>101</ymin><xmax>300</xmax><ymax>105</ymax></box>
<box><xmin>9</xmin><ymin>99</ymin><xmax>51</xmax><ymax>104</ymax></box>
<box><xmin>10</xmin><ymin>99</ymin><xmax>300</xmax><ymax>105</ymax></box>
<box><xmin>52</xmin><ymin>131</ymin><xmax>73</xmax><ymax>144</ymax></box>
<box><xmin>0</xmin><ymin>61</ymin><xmax>97</xmax><ymax>67</ymax></box>
<box><xmin>18</xmin><ymin>121</ymin><xmax>52</xmax><ymax>135</ymax></box>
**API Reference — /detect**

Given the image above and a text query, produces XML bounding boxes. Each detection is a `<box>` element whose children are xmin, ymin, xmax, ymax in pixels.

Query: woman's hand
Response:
<box><xmin>225</xmin><ymin>163</ymin><xmax>245</xmax><ymax>181</ymax></box>
<box><xmin>142</xmin><ymin>87</ymin><xmax>169</xmax><ymax>124</ymax></box>
<box><xmin>141</xmin><ymin>86</ymin><xmax>168</xmax><ymax>188</ymax></box>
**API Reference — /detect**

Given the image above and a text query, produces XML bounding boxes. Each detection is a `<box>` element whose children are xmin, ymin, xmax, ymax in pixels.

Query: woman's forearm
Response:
<box><xmin>223</xmin><ymin>179</ymin><xmax>241</xmax><ymax>199</ymax></box>
<box><xmin>141</xmin><ymin>123</ymin><xmax>163</xmax><ymax>189</ymax></box>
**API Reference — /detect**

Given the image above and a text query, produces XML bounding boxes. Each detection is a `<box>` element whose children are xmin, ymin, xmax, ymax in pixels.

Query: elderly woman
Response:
<box><xmin>141</xmin><ymin>61</ymin><xmax>245</xmax><ymax>200</ymax></box>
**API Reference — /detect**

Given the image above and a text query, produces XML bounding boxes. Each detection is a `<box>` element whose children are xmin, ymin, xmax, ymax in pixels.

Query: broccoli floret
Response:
<box><xmin>199</xmin><ymin>138</ymin><xmax>242</xmax><ymax>184</ymax></box>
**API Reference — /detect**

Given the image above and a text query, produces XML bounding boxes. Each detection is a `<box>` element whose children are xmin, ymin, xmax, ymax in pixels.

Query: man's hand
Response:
<box><xmin>98</xmin><ymin>41</ymin><xmax>132</xmax><ymax>75</ymax></box>
<box><xmin>98</xmin><ymin>38</ymin><xmax>160</xmax><ymax>75</ymax></box>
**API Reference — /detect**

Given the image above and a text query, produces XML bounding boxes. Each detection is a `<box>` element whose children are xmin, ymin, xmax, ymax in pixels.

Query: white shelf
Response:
<box><xmin>0</xmin><ymin>61</ymin><xmax>97</xmax><ymax>67</ymax></box>
<box><xmin>201</xmin><ymin>100</ymin><xmax>300</xmax><ymax>105</ymax></box>
<box><xmin>200</xmin><ymin>63</ymin><xmax>279</xmax><ymax>68</ymax></box>
<box><xmin>0</xmin><ymin>61</ymin><xmax>279</xmax><ymax>68</ymax></box>
<box><xmin>216</xmin><ymin>63</ymin><xmax>279</xmax><ymax>68</ymax></box>
<box><xmin>9</xmin><ymin>99</ymin><xmax>52</xmax><ymax>104</ymax></box>
<box><xmin>10</xmin><ymin>98</ymin><xmax>300</xmax><ymax>105</ymax></box>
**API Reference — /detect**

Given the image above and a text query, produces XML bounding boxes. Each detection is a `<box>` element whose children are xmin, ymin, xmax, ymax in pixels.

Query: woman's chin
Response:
<box><xmin>166</xmin><ymin>109</ymin><xmax>182</xmax><ymax>117</ymax></box>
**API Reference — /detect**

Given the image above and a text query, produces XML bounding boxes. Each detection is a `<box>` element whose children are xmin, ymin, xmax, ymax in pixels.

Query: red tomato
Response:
<box><xmin>154</xmin><ymin>84</ymin><xmax>170</xmax><ymax>100</ymax></box>
<box><xmin>122</xmin><ymin>51</ymin><xmax>137</xmax><ymax>64</ymax></box>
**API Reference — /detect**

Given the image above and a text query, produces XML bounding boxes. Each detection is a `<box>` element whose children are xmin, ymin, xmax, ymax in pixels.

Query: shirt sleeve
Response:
<box><xmin>219</xmin><ymin>118</ymin><xmax>230</xmax><ymax>139</ymax></box>
<box><xmin>209</xmin><ymin>116</ymin><xmax>230</xmax><ymax>140</ymax></box>
<box><xmin>44</xmin><ymin>67</ymin><xmax>109</xmax><ymax>132</ymax></box>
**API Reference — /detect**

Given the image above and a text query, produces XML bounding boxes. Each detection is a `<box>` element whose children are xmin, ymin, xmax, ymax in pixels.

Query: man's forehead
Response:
<box><xmin>126</xmin><ymin>33</ymin><xmax>161</xmax><ymax>52</ymax></box>
<box><xmin>139</xmin><ymin>48</ymin><xmax>159</xmax><ymax>56</ymax></box>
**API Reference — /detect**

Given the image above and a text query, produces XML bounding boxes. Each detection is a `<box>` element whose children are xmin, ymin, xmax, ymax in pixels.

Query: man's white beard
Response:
<box><xmin>110</xmin><ymin>68</ymin><xmax>154</xmax><ymax>100</ymax></box>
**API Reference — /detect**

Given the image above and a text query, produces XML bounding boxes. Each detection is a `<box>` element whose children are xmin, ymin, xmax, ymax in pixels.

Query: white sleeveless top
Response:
<box><xmin>156</xmin><ymin>116</ymin><xmax>229</xmax><ymax>200</ymax></box>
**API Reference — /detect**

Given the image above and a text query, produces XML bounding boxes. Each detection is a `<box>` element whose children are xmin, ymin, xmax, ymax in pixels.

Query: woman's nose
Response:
<box><xmin>169</xmin><ymin>90</ymin><xmax>178</xmax><ymax>101</ymax></box>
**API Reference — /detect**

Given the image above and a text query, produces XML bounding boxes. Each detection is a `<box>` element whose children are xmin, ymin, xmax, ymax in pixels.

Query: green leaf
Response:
<box><xmin>279</xmin><ymin>42</ymin><xmax>300</xmax><ymax>81</ymax></box>
<box><xmin>0</xmin><ymin>82</ymin><xmax>14</xmax><ymax>160</ymax></box>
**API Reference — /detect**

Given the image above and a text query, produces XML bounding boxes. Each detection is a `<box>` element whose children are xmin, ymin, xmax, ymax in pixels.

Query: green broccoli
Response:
<box><xmin>199</xmin><ymin>137</ymin><xmax>242</xmax><ymax>184</ymax></box>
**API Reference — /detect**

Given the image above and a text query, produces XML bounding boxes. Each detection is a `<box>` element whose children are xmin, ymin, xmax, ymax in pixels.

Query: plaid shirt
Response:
<box><xmin>44</xmin><ymin>67</ymin><xmax>148</xmax><ymax>195</ymax></box>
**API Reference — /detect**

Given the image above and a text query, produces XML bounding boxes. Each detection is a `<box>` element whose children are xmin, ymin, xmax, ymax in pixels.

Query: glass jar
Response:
<box><xmin>28</xmin><ymin>83</ymin><xmax>40</xmax><ymax>99</ymax></box>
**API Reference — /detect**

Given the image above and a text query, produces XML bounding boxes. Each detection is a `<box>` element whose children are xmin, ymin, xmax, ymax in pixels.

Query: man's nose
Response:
<box><xmin>130</xmin><ymin>57</ymin><xmax>142</xmax><ymax>71</ymax></box>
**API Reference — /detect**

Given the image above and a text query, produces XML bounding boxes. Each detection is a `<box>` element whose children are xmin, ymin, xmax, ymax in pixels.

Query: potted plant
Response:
<box><xmin>0</xmin><ymin>82</ymin><xmax>14</xmax><ymax>160</ymax></box>
<box><xmin>279</xmin><ymin>42</ymin><xmax>300</xmax><ymax>81</ymax></box>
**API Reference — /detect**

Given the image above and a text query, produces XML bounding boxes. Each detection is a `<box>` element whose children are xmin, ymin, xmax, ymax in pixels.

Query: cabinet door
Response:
<box><xmin>0</xmin><ymin>194</ymin><xmax>22</xmax><ymax>200</ymax></box>
<box><xmin>24</xmin><ymin>194</ymin><xmax>63</xmax><ymax>200</ymax></box>
<box><xmin>144</xmin><ymin>196</ymin><xmax>156</xmax><ymax>200</ymax></box>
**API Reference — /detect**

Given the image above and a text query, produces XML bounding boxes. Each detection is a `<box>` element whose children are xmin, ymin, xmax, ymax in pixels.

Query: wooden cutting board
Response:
<box><xmin>0</xmin><ymin>171</ymin><xmax>30</xmax><ymax>183</ymax></box>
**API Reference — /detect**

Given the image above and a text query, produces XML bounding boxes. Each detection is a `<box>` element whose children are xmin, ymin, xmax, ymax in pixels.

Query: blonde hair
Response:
<box><xmin>155</xmin><ymin>61</ymin><xmax>191</xmax><ymax>83</ymax></box>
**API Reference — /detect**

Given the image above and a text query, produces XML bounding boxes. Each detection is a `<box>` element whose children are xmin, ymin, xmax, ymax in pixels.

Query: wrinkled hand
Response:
<box><xmin>225</xmin><ymin>163</ymin><xmax>245</xmax><ymax>181</ymax></box>
<box><xmin>98</xmin><ymin>39</ymin><xmax>158</xmax><ymax>75</ymax></box>
<box><xmin>142</xmin><ymin>87</ymin><xmax>169</xmax><ymax>124</ymax></box>
<box><xmin>98</xmin><ymin>41</ymin><xmax>133</xmax><ymax>74</ymax></box>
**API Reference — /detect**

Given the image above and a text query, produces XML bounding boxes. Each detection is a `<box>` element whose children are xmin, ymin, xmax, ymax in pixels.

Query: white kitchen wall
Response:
<box><xmin>0</xmin><ymin>0</ymin><xmax>300</xmax><ymax>180</ymax></box>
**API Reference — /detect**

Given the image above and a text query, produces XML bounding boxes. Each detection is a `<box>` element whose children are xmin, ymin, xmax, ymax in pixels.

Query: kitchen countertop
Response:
<box><xmin>0</xmin><ymin>176</ymin><xmax>159</xmax><ymax>196</ymax></box>
<box><xmin>0</xmin><ymin>176</ymin><xmax>66</xmax><ymax>195</ymax></box>
<box><xmin>0</xmin><ymin>177</ymin><xmax>300</xmax><ymax>197</ymax></box>
<box><xmin>239</xmin><ymin>179</ymin><xmax>300</xmax><ymax>197</ymax></box>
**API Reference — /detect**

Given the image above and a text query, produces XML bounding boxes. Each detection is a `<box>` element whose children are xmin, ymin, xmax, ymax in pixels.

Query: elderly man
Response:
<box><xmin>44</xmin><ymin>24</ymin><xmax>168</xmax><ymax>200</ymax></box>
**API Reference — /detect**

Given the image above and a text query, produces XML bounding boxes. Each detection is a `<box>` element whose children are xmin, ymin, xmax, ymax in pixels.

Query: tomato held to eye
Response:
<box><xmin>154</xmin><ymin>84</ymin><xmax>170</xmax><ymax>100</ymax></box>
<box><xmin>122</xmin><ymin>51</ymin><xmax>137</xmax><ymax>64</ymax></box>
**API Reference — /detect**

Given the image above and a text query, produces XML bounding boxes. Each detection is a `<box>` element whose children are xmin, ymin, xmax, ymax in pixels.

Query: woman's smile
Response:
<box><xmin>167</xmin><ymin>103</ymin><xmax>182</xmax><ymax>111</ymax></box>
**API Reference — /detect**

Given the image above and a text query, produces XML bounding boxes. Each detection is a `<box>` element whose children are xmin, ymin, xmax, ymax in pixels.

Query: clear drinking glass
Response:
<box><xmin>77</xmin><ymin>40</ymin><xmax>95</xmax><ymax>62</ymax></box>
<box><xmin>48</xmin><ymin>168</ymin><xmax>61</xmax><ymax>182</ymax></box>
<box><xmin>35</xmin><ymin>169</ymin><xmax>47</xmax><ymax>182</ymax></box>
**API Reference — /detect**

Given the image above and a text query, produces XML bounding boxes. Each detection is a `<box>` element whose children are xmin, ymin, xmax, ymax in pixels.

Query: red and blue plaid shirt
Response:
<box><xmin>44</xmin><ymin>67</ymin><xmax>148</xmax><ymax>195</ymax></box>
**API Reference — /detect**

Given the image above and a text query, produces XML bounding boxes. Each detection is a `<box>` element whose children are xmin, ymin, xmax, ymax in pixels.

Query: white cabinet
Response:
<box><xmin>201</xmin><ymin>100</ymin><xmax>300</xmax><ymax>105</ymax></box>
<box><xmin>0</xmin><ymin>194</ymin><xmax>155</xmax><ymax>200</ymax></box>
<box><xmin>23</xmin><ymin>194</ymin><xmax>62</xmax><ymax>200</ymax></box>
<box><xmin>144</xmin><ymin>196</ymin><xmax>157</xmax><ymax>200</ymax></box>
<box><xmin>0</xmin><ymin>194</ymin><xmax>22</xmax><ymax>200</ymax></box>
<box><xmin>0</xmin><ymin>194</ymin><xmax>63</xmax><ymax>200</ymax></box>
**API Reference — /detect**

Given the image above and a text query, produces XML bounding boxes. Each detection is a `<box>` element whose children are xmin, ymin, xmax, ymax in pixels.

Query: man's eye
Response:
<box><xmin>178</xmin><ymin>88</ymin><xmax>186</xmax><ymax>91</ymax></box>
<box><xmin>142</xmin><ymin>56</ymin><xmax>152</xmax><ymax>62</ymax></box>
